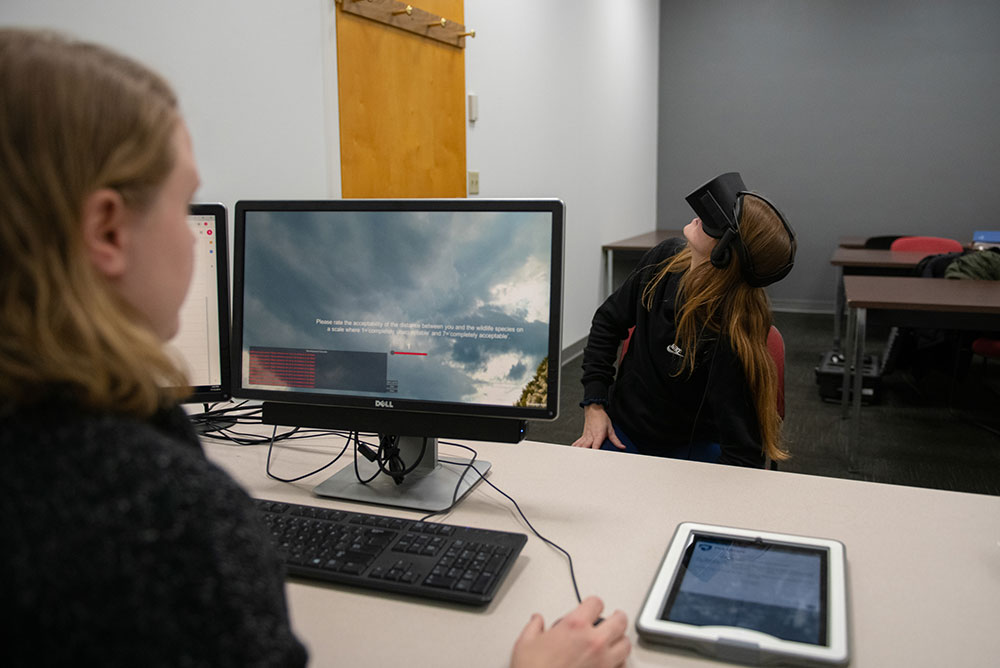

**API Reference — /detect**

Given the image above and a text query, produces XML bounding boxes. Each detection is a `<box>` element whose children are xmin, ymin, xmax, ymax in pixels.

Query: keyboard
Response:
<box><xmin>254</xmin><ymin>498</ymin><xmax>528</xmax><ymax>605</ymax></box>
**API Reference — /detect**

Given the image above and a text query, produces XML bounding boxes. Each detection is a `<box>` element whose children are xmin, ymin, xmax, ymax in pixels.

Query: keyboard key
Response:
<box><xmin>471</xmin><ymin>573</ymin><xmax>493</xmax><ymax>594</ymax></box>
<box><xmin>424</xmin><ymin>574</ymin><xmax>457</xmax><ymax>589</ymax></box>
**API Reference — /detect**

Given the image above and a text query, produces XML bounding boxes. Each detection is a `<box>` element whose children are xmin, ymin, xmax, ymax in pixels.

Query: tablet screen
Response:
<box><xmin>660</xmin><ymin>533</ymin><xmax>828</xmax><ymax>645</ymax></box>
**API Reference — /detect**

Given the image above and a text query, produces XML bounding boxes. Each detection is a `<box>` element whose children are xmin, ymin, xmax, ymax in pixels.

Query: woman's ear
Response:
<box><xmin>80</xmin><ymin>188</ymin><xmax>130</xmax><ymax>278</ymax></box>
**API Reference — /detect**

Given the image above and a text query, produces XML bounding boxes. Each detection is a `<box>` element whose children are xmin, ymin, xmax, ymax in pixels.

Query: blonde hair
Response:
<box><xmin>0</xmin><ymin>29</ymin><xmax>189</xmax><ymax>416</ymax></box>
<box><xmin>642</xmin><ymin>195</ymin><xmax>793</xmax><ymax>461</ymax></box>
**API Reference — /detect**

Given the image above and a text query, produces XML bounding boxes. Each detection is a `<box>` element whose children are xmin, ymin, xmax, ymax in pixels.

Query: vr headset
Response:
<box><xmin>684</xmin><ymin>172</ymin><xmax>796</xmax><ymax>287</ymax></box>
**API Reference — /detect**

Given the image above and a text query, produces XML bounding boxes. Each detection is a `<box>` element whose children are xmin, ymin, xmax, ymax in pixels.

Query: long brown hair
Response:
<box><xmin>642</xmin><ymin>196</ymin><xmax>793</xmax><ymax>461</ymax></box>
<box><xmin>0</xmin><ymin>29</ymin><xmax>189</xmax><ymax>416</ymax></box>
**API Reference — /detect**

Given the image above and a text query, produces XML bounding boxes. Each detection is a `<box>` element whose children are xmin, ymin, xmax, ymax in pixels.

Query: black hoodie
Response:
<box><xmin>581</xmin><ymin>237</ymin><xmax>765</xmax><ymax>467</ymax></box>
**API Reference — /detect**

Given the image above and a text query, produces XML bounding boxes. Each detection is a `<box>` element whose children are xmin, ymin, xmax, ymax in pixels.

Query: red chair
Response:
<box><xmin>863</xmin><ymin>235</ymin><xmax>904</xmax><ymax>249</ymax></box>
<box><xmin>890</xmin><ymin>236</ymin><xmax>963</xmax><ymax>254</ymax></box>
<box><xmin>618</xmin><ymin>326</ymin><xmax>635</xmax><ymax>364</ymax></box>
<box><xmin>972</xmin><ymin>337</ymin><xmax>1000</xmax><ymax>370</ymax></box>
<box><xmin>885</xmin><ymin>236</ymin><xmax>965</xmax><ymax>373</ymax></box>
<box><xmin>767</xmin><ymin>326</ymin><xmax>786</xmax><ymax>420</ymax></box>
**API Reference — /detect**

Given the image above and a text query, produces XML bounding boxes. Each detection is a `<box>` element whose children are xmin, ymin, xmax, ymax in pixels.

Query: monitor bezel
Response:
<box><xmin>230</xmin><ymin>198</ymin><xmax>564</xmax><ymax>422</ymax></box>
<box><xmin>180</xmin><ymin>202</ymin><xmax>232</xmax><ymax>404</ymax></box>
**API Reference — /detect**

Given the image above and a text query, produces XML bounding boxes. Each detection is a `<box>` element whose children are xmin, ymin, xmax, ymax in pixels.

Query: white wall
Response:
<box><xmin>465</xmin><ymin>1</ymin><xmax>661</xmax><ymax>346</ymax></box>
<box><xmin>1</xmin><ymin>0</ymin><xmax>660</xmax><ymax>350</ymax></box>
<box><xmin>1</xmin><ymin>0</ymin><xmax>338</xmax><ymax>209</ymax></box>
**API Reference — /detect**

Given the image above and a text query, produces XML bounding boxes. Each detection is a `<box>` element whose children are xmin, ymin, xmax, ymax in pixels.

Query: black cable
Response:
<box><xmin>265</xmin><ymin>425</ymin><xmax>352</xmax><ymax>483</ymax></box>
<box><xmin>425</xmin><ymin>441</ymin><xmax>582</xmax><ymax>605</ymax></box>
<box><xmin>251</xmin><ymin>427</ymin><xmax>583</xmax><ymax>606</ymax></box>
<box><xmin>353</xmin><ymin>431</ymin><xmax>384</xmax><ymax>484</ymax></box>
<box><xmin>351</xmin><ymin>433</ymin><xmax>431</xmax><ymax>486</ymax></box>
<box><xmin>415</xmin><ymin>442</ymin><xmax>480</xmax><ymax>522</ymax></box>
<box><xmin>204</xmin><ymin>426</ymin><xmax>288</xmax><ymax>446</ymax></box>
<box><xmin>474</xmin><ymin>464</ymin><xmax>582</xmax><ymax>605</ymax></box>
<box><xmin>187</xmin><ymin>400</ymin><xmax>261</xmax><ymax>423</ymax></box>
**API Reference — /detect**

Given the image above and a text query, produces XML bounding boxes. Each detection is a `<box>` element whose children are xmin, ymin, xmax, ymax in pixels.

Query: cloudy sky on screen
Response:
<box><xmin>242</xmin><ymin>209</ymin><xmax>553</xmax><ymax>405</ymax></box>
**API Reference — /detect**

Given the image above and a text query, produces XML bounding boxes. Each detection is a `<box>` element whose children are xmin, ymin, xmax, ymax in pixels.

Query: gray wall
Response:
<box><xmin>657</xmin><ymin>0</ymin><xmax>1000</xmax><ymax>312</ymax></box>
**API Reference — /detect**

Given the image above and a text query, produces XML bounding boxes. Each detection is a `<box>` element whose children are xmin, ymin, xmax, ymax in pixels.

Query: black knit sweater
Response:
<box><xmin>581</xmin><ymin>237</ymin><xmax>765</xmax><ymax>467</ymax></box>
<box><xmin>0</xmin><ymin>398</ymin><xmax>307</xmax><ymax>666</ymax></box>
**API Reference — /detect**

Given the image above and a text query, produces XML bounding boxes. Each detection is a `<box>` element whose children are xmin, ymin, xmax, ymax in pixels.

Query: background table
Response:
<box><xmin>841</xmin><ymin>275</ymin><xmax>1000</xmax><ymax>456</ymax></box>
<box><xmin>602</xmin><ymin>230</ymin><xmax>681</xmax><ymax>297</ymax></box>
<box><xmin>205</xmin><ymin>432</ymin><xmax>1000</xmax><ymax>667</ymax></box>
<box><xmin>829</xmin><ymin>247</ymin><xmax>930</xmax><ymax>351</ymax></box>
<box><xmin>837</xmin><ymin>235</ymin><xmax>868</xmax><ymax>248</ymax></box>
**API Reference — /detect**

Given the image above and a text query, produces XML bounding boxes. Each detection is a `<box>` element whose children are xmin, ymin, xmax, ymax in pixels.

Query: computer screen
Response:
<box><xmin>165</xmin><ymin>203</ymin><xmax>231</xmax><ymax>404</ymax></box>
<box><xmin>231</xmin><ymin>199</ymin><xmax>564</xmax><ymax>511</ymax></box>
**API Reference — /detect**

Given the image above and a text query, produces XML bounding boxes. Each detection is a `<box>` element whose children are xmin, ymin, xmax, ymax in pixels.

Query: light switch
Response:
<box><xmin>468</xmin><ymin>93</ymin><xmax>478</xmax><ymax>123</ymax></box>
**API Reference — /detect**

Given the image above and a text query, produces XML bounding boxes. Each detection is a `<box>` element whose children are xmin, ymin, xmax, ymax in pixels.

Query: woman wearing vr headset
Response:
<box><xmin>573</xmin><ymin>173</ymin><xmax>796</xmax><ymax>467</ymax></box>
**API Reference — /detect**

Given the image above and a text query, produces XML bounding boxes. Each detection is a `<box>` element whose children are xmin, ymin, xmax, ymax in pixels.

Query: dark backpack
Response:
<box><xmin>914</xmin><ymin>250</ymin><xmax>968</xmax><ymax>277</ymax></box>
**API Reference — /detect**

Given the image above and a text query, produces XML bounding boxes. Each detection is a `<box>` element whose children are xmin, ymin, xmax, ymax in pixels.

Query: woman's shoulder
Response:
<box><xmin>0</xmin><ymin>401</ymin><xmax>305</xmax><ymax>665</ymax></box>
<box><xmin>634</xmin><ymin>236</ymin><xmax>687</xmax><ymax>281</ymax></box>
<box><xmin>650</xmin><ymin>236</ymin><xmax>687</xmax><ymax>260</ymax></box>
<box><xmin>1</xmin><ymin>400</ymin><xmax>248</xmax><ymax>521</ymax></box>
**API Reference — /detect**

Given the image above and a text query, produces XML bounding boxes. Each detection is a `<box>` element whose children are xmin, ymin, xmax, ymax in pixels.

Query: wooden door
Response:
<box><xmin>335</xmin><ymin>0</ymin><xmax>466</xmax><ymax>197</ymax></box>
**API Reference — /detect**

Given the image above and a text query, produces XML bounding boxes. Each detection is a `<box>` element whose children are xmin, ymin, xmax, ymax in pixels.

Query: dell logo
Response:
<box><xmin>374</xmin><ymin>400</ymin><xmax>394</xmax><ymax>409</ymax></box>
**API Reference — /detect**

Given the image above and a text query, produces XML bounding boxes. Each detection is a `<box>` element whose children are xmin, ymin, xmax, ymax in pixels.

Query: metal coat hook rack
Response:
<box><xmin>337</xmin><ymin>0</ymin><xmax>475</xmax><ymax>48</ymax></box>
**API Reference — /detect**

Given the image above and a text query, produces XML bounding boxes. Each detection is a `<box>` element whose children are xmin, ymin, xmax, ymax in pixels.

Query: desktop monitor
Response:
<box><xmin>231</xmin><ymin>199</ymin><xmax>564</xmax><ymax>511</ymax></box>
<box><xmin>165</xmin><ymin>203</ymin><xmax>232</xmax><ymax>406</ymax></box>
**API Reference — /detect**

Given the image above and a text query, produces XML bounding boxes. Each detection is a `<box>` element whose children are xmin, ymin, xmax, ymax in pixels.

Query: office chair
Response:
<box><xmin>768</xmin><ymin>326</ymin><xmax>786</xmax><ymax>421</ymax></box>
<box><xmin>890</xmin><ymin>236</ymin><xmax>964</xmax><ymax>254</ymax></box>
<box><xmin>618</xmin><ymin>326</ymin><xmax>635</xmax><ymax>365</ymax></box>
<box><xmin>765</xmin><ymin>325</ymin><xmax>785</xmax><ymax>471</ymax></box>
<box><xmin>971</xmin><ymin>337</ymin><xmax>1000</xmax><ymax>374</ymax></box>
<box><xmin>863</xmin><ymin>235</ymin><xmax>905</xmax><ymax>250</ymax></box>
<box><xmin>881</xmin><ymin>236</ymin><xmax>966</xmax><ymax>375</ymax></box>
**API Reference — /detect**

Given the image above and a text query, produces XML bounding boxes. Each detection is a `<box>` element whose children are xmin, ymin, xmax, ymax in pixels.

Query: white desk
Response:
<box><xmin>204</xmin><ymin>433</ymin><xmax>1000</xmax><ymax>667</ymax></box>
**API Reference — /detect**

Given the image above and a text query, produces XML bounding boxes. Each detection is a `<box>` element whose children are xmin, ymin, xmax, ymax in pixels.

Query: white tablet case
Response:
<box><xmin>636</xmin><ymin>522</ymin><xmax>849</xmax><ymax>667</ymax></box>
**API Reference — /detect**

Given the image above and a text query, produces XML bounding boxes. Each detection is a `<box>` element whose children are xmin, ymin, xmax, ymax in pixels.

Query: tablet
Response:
<box><xmin>637</xmin><ymin>522</ymin><xmax>848</xmax><ymax>667</ymax></box>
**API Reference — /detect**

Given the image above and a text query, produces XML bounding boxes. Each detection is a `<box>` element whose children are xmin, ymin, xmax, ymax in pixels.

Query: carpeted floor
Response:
<box><xmin>528</xmin><ymin>311</ymin><xmax>1000</xmax><ymax>496</ymax></box>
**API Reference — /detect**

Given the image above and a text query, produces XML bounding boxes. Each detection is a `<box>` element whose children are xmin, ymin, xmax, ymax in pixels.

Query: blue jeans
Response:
<box><xmin>600</xmin><ymin>423</ymin><xmax>721</xmax><ymax>463</ymax></box>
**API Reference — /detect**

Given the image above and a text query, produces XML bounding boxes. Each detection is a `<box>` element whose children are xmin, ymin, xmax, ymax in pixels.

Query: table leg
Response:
<box><xmin>833</xmin><ymin>267</ymin><xmax>844</xmax><ymax>352</ymax></box>
<box><xmin>605</xmin><ymin>248</ymin><xmax>614</xmax><ymax>299</ymax></box>
<box><xmin>849</xmin><ymin>307</ymin><xmax>867</xmax><ymax>467</ymax></box>
<box><xmin>840</xmin><ymin>305</ymin><xmax>856</xmax><ymax>419</ymax></box>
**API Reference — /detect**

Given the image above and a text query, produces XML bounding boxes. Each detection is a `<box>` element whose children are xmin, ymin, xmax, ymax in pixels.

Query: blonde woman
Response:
<box><xmin>0</xmin><ymin>29</ymin><xmax>629</xmax><ymax>668</ymax></box>
<box><xmin>573</xmin><ymin>173</ymin><xmax>796</xmax><ymax>467</ymax></box>
<box><xmin>0</xmin><ymin>28</ymin><xmax>307</xmax><ymax>665</ymax></box>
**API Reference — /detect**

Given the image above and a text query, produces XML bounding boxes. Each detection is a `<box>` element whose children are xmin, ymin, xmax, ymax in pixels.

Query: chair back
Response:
<box><xmin>972</xmin><ymin>337</ymin><xmax>1000</xmax><ymax>359</ymax></box>
<box><xmin>863</xmin><ymin>235</ymin><xmax>904</xmax><ymax>249</ymax></box>
<box><xmin>890</xmin><ymin>236</ymin><xmax>963</xmax><ymax>254</ymax></box>
<box><xmin>619</xmin><ymin>326</ymin><xmax>635</xmax><ymax>365</ymax></box>
<box><xmin>767</xmin><ymin>325</ymin><xmax>785</xmax><ymax>419</ymax></box>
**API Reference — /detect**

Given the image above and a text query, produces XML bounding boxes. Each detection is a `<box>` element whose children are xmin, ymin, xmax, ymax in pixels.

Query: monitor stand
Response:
<box><xmin>313</xmin><ymin>436</ymin><xmax>490</xmax><ymax>513</ymax></box>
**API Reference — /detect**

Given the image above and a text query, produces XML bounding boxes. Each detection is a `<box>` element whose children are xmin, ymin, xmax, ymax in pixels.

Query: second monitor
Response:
<box><xmin>231</xmin><ymin>199</ymin><xmax>565</xmax><ymax>511</ymax></box>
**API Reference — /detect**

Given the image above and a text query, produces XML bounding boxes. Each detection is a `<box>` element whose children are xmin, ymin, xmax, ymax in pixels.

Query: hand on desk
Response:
<box><xmin>571</xmin><ymin>405</ymin><xmax>625</xmax><ymax>450</ymax></box>
<box><xmin>510</xmin><ymin>596</ymin><xmax>631</xmax><ymax>668</ymax></box>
